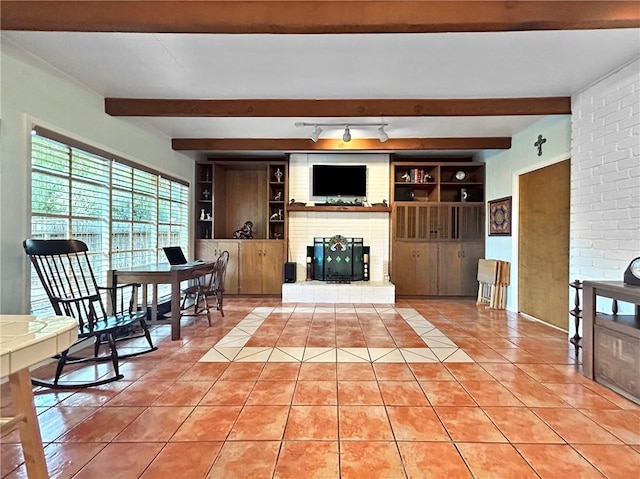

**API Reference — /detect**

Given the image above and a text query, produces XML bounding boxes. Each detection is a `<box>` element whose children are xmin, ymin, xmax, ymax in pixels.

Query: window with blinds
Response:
<box><xmin>30</xmin><ymin>132</ymin><xmax>189</xmax><ymax>315</ymax></box>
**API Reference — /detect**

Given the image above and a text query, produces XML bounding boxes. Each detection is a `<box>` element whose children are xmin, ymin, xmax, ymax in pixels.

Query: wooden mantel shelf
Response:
<box><xmin>287</xmin><ymin>205</ymin><xmax>391</xmax><ymax>213</ymax></box>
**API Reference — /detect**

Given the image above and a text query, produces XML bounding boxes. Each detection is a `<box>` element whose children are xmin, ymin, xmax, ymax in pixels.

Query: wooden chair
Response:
<box><xmin>181</xmin><ymin>251</ymin><xmax>229</xmax><ymax>325</ymax></box>
<box><xmin>23</xmin><ymin>239</ymin><xmax>157</xmax><ymax>388</ymax></box>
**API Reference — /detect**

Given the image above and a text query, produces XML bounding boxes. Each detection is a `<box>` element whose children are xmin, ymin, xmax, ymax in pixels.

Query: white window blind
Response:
<box><xmin>30</xmin><ymin>132</ymin><xmax>189</xmax><ymax>315</ymax></box>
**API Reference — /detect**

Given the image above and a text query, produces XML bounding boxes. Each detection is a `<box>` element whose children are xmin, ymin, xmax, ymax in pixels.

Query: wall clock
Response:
<box><xmin>623</xmin><ymin>257</ymin><xmax>640</xmax><ymax>285</ymax></box>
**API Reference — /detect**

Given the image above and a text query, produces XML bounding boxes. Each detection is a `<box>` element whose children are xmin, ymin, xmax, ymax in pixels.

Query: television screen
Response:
<box><xmin>312</xmin><ymin>165</ymin><xmax>367</xmax><ymax>197</ymax></box>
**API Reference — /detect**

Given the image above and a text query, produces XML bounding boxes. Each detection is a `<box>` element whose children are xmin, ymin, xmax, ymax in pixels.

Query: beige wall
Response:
<box><xmin>0</xmin><ymin>46</ymin><xmax>196</xmax><ymax>314</ymax></box>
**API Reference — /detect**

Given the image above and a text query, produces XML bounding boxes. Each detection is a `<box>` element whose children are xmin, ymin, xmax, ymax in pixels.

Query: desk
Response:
<box><xmin>0</xmin><ymin>314</ymin><xmax>78</xmax><ymax>478</ymax></box>
<box><xmin>583</xmin><ymin>281</ymin><xmax>640</xmax><ymax>404</ymax></box>
<box><xmin>109</xmin><ymin>262</ymin><xmax>214</xmax><ymax>340</ymax></box>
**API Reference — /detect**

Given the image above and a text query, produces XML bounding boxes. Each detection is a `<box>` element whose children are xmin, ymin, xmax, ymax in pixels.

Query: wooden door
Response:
<box><xmin>392</xmin><ymin>241</ymin><xmax>417</xmax><ymax>295</ymax></box>
<box><xmin>415</xmin><ymin>243</ymin><xmax>438</xmax><ymax>295</ymax></box>
<box><xmin>261</xmin><ymin>241</ymin><xmax>284</xmax><ymax>294</ymax></box>
<box><xmin>518</xmin><ymin>160</ymin><xmax>570</xmax><ymax>330</ymax></box>
<box><xmin>238</xmin><ymin>241</ymin><xmax>263</xmax><ymax>294</ymax></box>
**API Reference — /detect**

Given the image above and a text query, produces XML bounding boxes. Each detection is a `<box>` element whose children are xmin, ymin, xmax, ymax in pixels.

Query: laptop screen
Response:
<box><xmin>163</xmin><ymin>246</ymin><xmax>188</xmax><ymax>265</ymax></box>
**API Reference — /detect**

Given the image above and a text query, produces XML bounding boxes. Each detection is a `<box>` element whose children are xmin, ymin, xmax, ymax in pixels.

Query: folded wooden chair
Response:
<box><xmin>23</xmin><ymin>239</ymin><xmax>157</xmax><ymax>388</ymax></box>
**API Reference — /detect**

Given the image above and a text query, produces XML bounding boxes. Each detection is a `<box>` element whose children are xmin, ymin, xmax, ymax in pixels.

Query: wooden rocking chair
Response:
<box><xmin>23</xmin><ymin>239</ymin><xmax>157</xmax><ymax>388</ymax></box>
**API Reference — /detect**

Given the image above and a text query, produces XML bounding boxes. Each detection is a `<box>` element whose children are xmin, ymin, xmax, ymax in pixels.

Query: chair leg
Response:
<box><xmin>52</xmin><ymin>350</ymin><xmax>69</xmax><ymax>387</ymax></box>
<box><xmin>139</xmin><ymin>319</ymin><xmax>156</xmax><ymax>349</ymax></box>
<box><xmin>107</xmin><ymin>333</ymin><xmax>123</xmax><ymax>380</ymax></box>
<box><xmin>216</xmin><ymin>291</ymin><xmax>224</xmax><ymax>317</ymax></box>
<box><xmin>93</xmin><ymin>334</ymin><xmax>102</xmax><ymax>358</ymax></box>
<box><xmin>203</xmin><ymin>295</ymin><xmax>212</xmax><ymax>326</ymax></box>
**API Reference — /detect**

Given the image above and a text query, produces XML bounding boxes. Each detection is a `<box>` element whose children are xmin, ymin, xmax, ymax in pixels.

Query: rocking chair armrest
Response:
<box><xmin>53</xmin><ymin>293</ymin><xmax>101</xmax><ymax>304</ymax></box>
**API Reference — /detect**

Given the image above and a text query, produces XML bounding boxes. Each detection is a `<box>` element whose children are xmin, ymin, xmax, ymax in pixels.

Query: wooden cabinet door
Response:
<box><xmin>437</xmin><ymin>241</ymin><xmax>484</xmax><ymax>296</ymax></box>
<box><xmin>459</xmin><ymin>241</ymin><xmax>484</xmax><ymax>296</ymax></box>
<box><xmin>238</xmin><ymin>241</ymin><xmax>264</xmax><ymax>294</ymax></box>
<box><xmin>415</xmin><ymin>243</ymin><xmax>438</xmax><ymax>295</ymax></box>
<box><xmin>437</xmin><ymin>243</ymin><xmax>463</xmax><ymax>296</ymax></box>
<box><xmin>239</xmin><ymin>241</ymin><xmax>284</xmax><ymax>294</ymax></box>
<box><xmin>392</xmin><ymin>242</ymin><xmax>418</xmax><ymax>295</ymax></box>
<box><xmin>261</xmin><ymin>241</ymin><xmax>284</xmax><ymax>294</ymax></box>
<box><xmin>195</xmin><ymin>240</ymin><xmax>240</xmax><ymax>294</ymax></box>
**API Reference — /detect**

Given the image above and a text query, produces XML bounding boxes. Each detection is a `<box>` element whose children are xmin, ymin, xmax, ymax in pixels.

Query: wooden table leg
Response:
<box><xmin>171</xmin><ymin>269</ymin><xmax>181</xmax><ymax>340</ymax></box>
<box><xmin>9</xmin><ymin>369</ymin><xmax>48</xmax><ymax>478</ymax></box>
<box><xmin>151</xmin><ymin>283</ymin><xmax>158</xmax><ymax>322</ymax></box>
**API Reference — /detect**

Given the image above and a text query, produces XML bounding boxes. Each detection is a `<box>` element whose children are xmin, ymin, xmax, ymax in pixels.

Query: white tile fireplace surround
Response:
<box><xmin>287</xmin><ymin>153</ymin><xmax>392</xmax><ymax>294</ymax></box>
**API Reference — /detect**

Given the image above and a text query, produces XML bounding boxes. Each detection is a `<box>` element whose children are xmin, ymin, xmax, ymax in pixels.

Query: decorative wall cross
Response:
<box><xmin>534</xmin><ymin>134</ymin><xmax>547</xmax><ymax>156</ymax></box>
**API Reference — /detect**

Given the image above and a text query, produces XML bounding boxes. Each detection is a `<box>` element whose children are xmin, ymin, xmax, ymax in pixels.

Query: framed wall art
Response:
<box><xmin>489</xmin><ymin>196</ymin><xmax>512</xmax><ymax>236</ymax></box>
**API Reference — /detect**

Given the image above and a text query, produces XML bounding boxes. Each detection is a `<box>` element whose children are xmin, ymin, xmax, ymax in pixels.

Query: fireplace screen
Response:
<box><xmin>307</xmin><ymin>235</ymin><xmax>370</xmax><ymax>283</ymax></box>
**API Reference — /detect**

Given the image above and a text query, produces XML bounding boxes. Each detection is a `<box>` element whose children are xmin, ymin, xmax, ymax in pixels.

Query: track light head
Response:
<box><xmin>378</xmin><ymin>125</ymin><xmax>389</xmax><ymax>142</ymax></box>
<box><xmin>343</xmin><ymin>126</ymin><xmax>351</xmax><ymax>142</ymax></box>
<box><xmin>310</xmin><ymin>125</ymin><xmax>322</xmax><ymax>142</ymax></box>
<box><xmin>295</xmin><ymin>121</ymin><xmax>388</xmax><ymax>142</ymax></box>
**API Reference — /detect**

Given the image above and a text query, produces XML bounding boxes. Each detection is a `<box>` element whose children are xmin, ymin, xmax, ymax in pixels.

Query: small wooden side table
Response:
<box><xmin>0</xmin><ymin>314</ymin><xmax>78</xmax><ymax>478</ymax></box>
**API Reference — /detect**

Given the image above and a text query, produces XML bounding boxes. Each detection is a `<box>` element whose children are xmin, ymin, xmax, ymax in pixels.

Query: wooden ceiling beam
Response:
<box><xmin>171</xmin><ymin>137</ymin><xmax>512</xmax><ymax>151</ymax></box>
<box><xmin>3</xmin><ymin>1</ymin><xmax>639</xmax><ymax>33</ymax></box>
<box><xmin>106</xmin><ymin>98</ymin><xmax>571</xmax><ymax>117</ymax></box>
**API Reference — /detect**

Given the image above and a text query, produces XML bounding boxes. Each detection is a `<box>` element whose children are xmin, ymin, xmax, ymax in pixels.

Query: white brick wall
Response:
<box><xmin>287</xmin><ymin>153</ymin><xmax>391</xmax><ymax>282</ymax></box>
<box><xmin>571</xmin><ymin>58</ymin><xmax>640</xmax><ymax>284</ymax></box>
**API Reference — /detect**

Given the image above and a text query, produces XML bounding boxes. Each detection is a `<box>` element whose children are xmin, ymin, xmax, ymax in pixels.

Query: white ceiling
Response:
<box><xmin>3</xmin><ymin>28</ymin><xmax>640</xmax><ymax>151</ymax></box>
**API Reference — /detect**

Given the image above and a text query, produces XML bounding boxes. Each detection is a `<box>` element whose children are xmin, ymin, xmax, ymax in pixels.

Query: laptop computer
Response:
<box><xmin>162</xmin><ymin>246</ymin><xmax>189</xmax><ymax>265</ymax></box>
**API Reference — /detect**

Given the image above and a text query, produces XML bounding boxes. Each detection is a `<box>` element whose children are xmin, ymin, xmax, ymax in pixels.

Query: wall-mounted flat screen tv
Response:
<box><xmin>312</xmin><ymin>165</ymin><xmax>367</xmax><ymax>197</ymax></box>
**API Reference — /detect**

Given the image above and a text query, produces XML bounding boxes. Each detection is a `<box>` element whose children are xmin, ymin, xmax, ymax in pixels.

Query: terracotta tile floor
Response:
<box><xmin>2</xmin><ymin>298</ymin><xmax>640</xmax><ymax>478</ymax></box>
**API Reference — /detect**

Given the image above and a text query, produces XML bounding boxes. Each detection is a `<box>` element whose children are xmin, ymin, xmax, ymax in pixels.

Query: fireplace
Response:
<box><xmin>306</xmin><ymin>235</ymin><xmax>370</xmax><ymax>283</ymax></box>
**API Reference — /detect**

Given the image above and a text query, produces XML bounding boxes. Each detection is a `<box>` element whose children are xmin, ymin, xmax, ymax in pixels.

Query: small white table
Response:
<box><xmin>0</xmin><ymin>314</ymin><xmax>78</xmax><ymax>478</ymax></box>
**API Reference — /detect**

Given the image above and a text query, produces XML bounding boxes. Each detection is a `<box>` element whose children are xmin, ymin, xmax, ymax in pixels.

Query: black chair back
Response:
<box><xmin>24</xmin><ymin>239</ymin><xmax>108</xmax><ymax>333</ymax></box>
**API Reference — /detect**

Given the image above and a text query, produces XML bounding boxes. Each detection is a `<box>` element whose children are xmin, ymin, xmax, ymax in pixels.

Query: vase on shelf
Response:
<box><xmin>200</xmin><ymin>209</ymin><xmax>206</xmax><ymax>220</ymax></box>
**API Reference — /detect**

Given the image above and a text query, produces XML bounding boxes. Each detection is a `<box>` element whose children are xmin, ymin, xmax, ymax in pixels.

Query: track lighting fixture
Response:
<box><xmin>310</xmin><ymin>125</ymin><xmax>322</xmax><ymax>142</ymax></box>
<box><xmin>378</xmin><ymin>125</ymin><xmax>389</xmax><ymax>143</ymax></box>
<box><xmin>342</xmin><ymin>126</ymin><xmax>351</xmax><ymax>142</ymax></box>
<box><xmin>295</xmin><ymin>122</ymin><xmax>390</xmax><ymax>142</ymax></box>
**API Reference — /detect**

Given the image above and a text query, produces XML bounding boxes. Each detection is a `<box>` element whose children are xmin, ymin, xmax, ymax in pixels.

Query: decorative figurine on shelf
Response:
<box><xmin>269</xmin><ymin>209</ymin><xmax>283</xmax><ymax>221</ymax></box>
<box><xmin>204</xmin><ymin>169</ymin><xmax>211</xmax><ymax>182</ymax></box>
<box><xmin>289</xmin><ymin>198</ymin><xmax>306</xmax><ymax>206</ymax></box>
<box><xmin>202</xmin><ymin>188</ymin><xmax>211</xmax><ymax>200</ymax></box>
<box><xmin>372</xmin><ymin>199</ymin><xmax>388</xmax><ymax>207</ymax></box>
<box><xmin>273</xmin><ymin>232</ymin><xmax>282</xmax><ymax>240</ymax></box>
<box><xmin>233</xmin><ymin>221</ymin><xmax>254</xmax><ymax>239</ymax></box>
<box><xmin>401</xmin><ymin>171</ymin><xmax>411</xmax><ymax>182</ymax></box>
<box><xmin>200</xmin><ymin>209</ymin><xmax>206</xmax><ymax>220</ymax></box>
<box><xmin>274</xmin><ymin>168</ymin><xmax>283</xmax><ymax>183</ymax></box>
<box><xmin>273</xmin><ymin>191</ymin><xmax>282</xmax><ymax>201</ymax></box>
<box><xmin>206</xmin><ymin>213</ymin><xmax>212</xmax><ymax>220</ymax></box>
